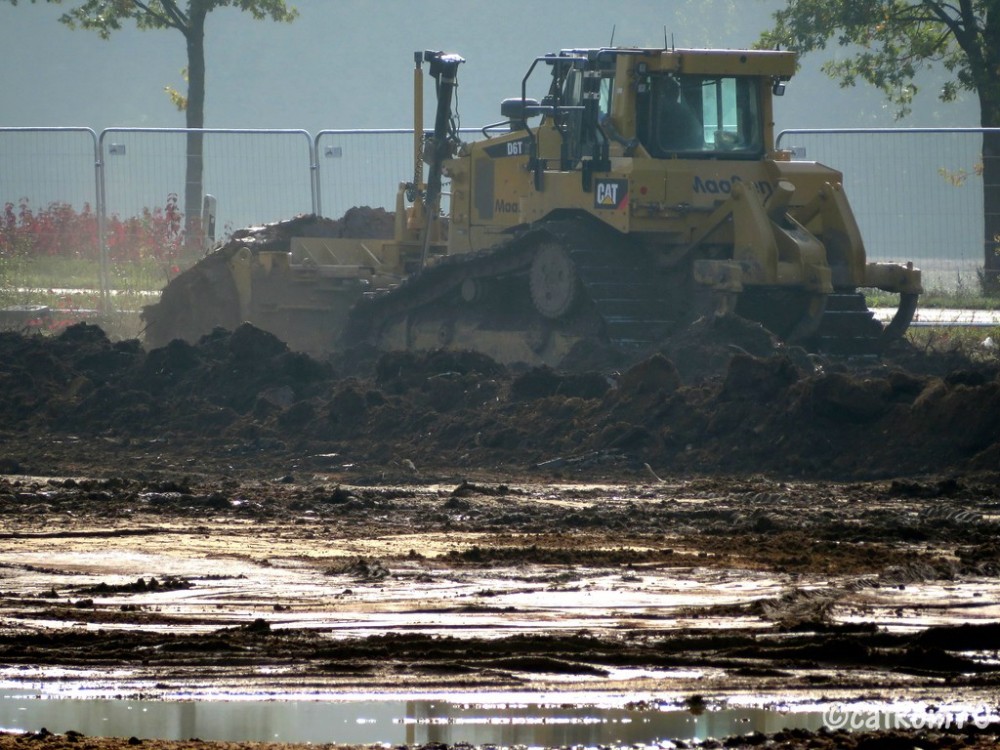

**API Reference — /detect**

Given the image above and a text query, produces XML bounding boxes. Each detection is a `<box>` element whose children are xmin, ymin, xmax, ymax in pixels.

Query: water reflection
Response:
<box><xmin>0</xmin><ymin>693</ymin><xmax>824</xmax><ymax>746</ymax></box>
<box><xmin>406</xmin><ymin>701</ymin><xmax>826</xmax><ymax>747</ymax></box>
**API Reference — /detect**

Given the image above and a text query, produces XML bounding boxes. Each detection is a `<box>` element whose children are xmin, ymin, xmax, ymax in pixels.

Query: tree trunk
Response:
<box><xmin>977</xmin><ymin>11</ymin><xmax>1000</xmax><ymax>295</ymax></box>
<box><xmin>182</xmin><ymin>7</ymin><xmax>208</xmax><ymax>259</ymax></box>
<box><xmin>982</xmin><ymin>129</ymin><xmax>1000</xmax><ymax>294</ymax></box>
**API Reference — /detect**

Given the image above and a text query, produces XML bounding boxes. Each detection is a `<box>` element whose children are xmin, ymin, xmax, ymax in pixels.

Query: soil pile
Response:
<box><xmin>1</xmin><ymin>317</ymin><xmax>998</xmax><ymax>480</ymax></box>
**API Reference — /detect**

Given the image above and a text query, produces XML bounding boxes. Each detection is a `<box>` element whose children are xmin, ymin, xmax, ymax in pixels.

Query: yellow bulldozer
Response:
<box><xmin>143</xmin><ymin>46</ymin><xmax>922</xmax><ymax>363</ymax></box>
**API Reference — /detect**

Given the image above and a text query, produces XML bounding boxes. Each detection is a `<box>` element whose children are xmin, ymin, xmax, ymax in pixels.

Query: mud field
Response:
<box><xmin>1</xmin><ymin>317</ymin><xmax>1000</xmax><ymax>749</ymax></box>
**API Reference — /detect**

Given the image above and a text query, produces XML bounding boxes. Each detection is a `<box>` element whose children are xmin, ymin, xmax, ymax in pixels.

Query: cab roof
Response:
<box><xmin>553</xmin><ymin>47</ymin><xmax>797</xmax><ymax>78</ymax></box>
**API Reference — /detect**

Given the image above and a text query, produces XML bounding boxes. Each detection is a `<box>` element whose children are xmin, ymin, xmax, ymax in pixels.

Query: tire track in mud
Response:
<box><xmin>0</xmin><ymin>528</ymin><xmax>168</xmax><ymax>540</ymax></box>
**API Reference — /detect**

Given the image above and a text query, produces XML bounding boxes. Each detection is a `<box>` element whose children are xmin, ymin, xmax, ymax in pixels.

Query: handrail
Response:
<box><xmin>776</xmin><ymin>126</ymin><xmax>1000</xmax><ymax>149</ymax></box>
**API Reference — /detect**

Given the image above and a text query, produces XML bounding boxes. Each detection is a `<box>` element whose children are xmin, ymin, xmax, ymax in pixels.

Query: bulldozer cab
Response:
<box><xmin>529</xmin><ymin>49</ymin><xmax>780</xmax><ymax>165</ymax></box>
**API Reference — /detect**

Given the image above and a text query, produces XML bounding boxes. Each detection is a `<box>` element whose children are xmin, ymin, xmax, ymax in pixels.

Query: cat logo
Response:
<box><xmin>594</xmin><ymin>179</ymin><xmax>628</xmax><ymax>210</ymax></box>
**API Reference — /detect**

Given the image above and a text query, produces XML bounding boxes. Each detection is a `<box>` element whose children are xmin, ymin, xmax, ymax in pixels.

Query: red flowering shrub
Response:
<box><xmin>1</xmin><ymin>195</ymin><xmax>183</xmax><ymax>263</ymax></box>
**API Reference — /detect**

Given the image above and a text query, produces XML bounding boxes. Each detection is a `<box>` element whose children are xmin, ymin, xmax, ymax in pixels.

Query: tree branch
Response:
<box><xmin>124</xmin><ymin>0</ymin><xmax>184</xmax><ymax>31</ymax></box>
<box><xmin>130</xmin><ymin>0</ymin><xmax>190</xmax><ymax>31</ymax></box>
<box><xmin>160</xmin><ymin>0</ymin><xmax>191</xmax><ymax>27</ymax></box>
<box><xmin>919</xmin><ymin>0</ymin><xmax>973</xmax><ymax>39</ymax></box>
<box><xmin>936</xmin><ymin>0</ymin><xmax>985</xmax><ymax>70</ymax></box>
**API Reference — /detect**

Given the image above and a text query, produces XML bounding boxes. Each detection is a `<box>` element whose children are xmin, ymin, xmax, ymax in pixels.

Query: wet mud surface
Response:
<box><xmin>4</xmin><ymin>727</ymin><xmax>1000</xmax><ymax>750</ymax></box>
<box><xmin>2</xmin><ymin>470</ymin><xmax>999</xmax><ymax>700</ymax></box>
<box><xmin>5</xmin><ymin>726</ymin><xmax>1000</xmax><ymax>750</ymax></box>
<box><xmin>1</xmin><ymin>321</ymin><xmax>1000</xmax><ymax>748</ymax></box>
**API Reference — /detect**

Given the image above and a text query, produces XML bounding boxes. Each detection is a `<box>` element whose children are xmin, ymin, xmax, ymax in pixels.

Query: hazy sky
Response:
<box><xmin>0</xmin><ymin>0</ymin><xmax>980</xmax><ymax>134</ymax></box>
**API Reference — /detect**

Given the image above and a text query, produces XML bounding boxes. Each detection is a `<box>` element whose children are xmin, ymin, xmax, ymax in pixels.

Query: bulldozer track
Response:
<box><xmin>814</xmin><ymin>290</ymin><xmax>919</xmax><ymax>356</ymax></box>
<box><xmin>344</xmin><ymin>217</ymin><xmax>913</xmax><ymax>362</ymax></box>
<box><xmin>814</xmin><ymin>291</ymin><xmax>885</xmax><ymax>355</ymax></box>
<box><xmin>344</xmin><ymin>219</ymin><xmax>680</xmax><ymax>358</ymax></box>
<box><xmin>566</xmin><ymin>247</ymin><xmax>674</xmax><ymax>349</ymax></box>
<box><xmin>343</xmin><ymin>237</ymin><xmax>539</xmax><ymax>347</ymax></box>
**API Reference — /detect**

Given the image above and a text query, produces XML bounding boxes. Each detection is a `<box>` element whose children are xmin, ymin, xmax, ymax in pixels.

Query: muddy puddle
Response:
<box><xmin>4</xmin><ymin>511</ymin><xmax>1000</xmax><ymax>650</ymax></box>
<box><xmin>2</xmin><ymin>691</ymin><xmax>997</xmax><ymax>746</ymax></box>
<box><xmin>3</xmin><ymin>472</ymin><xmax>1000</xmax><ymax>748</ymax></box>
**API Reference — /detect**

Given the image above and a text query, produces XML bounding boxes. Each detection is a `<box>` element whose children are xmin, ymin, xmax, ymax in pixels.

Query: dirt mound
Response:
<box><xmin>2</xmin><ymin>316</ymin><xmax>1000</xmax><ymax>480</ymax></box>
<box><xmin>658</xmin><ymin>312</ymin><xmax>791</xmax><ymax>382</ymax></box>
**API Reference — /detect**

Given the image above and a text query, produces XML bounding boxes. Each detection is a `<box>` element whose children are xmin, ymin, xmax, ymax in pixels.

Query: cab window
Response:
<box><xmin>554</xmin><ymin>67</ymin><xmax>610</xmax><ymax>165</ymax></box>
<box><xmin>639</xmin><ymin>74</ymin><xmax>763</xmax><ymax>158</ymax></box>
<box><xmin>599</xmin><ymin>76</ymin><xmax>613</xmax><ymax>118</ymax></box>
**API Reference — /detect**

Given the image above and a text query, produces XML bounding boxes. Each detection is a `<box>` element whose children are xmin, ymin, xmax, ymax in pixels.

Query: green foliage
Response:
<box><xmin>165</xmin><ymin>67</ymin><xmax>189</xmax><ymax>111</ymax></box>
<box><xmin>758</xmin><ymin>1</ymin><xmax>999</xmax><ymax>123</ymax></box>
<box><xmin>8</xmin><ymin>256</ymin><xmax>170</xmax><ymax>292</ymax></box>
<box><xmin>867</xmin><ymin>287</ymin><xmax>1000</xmax><ymax>311</ymax></box>
<box><xmin>0</xmin><ymin>238</ymin><xmax>26</xmax><ymax>308</ymax></box>
<box><xmin>3</xmin><ymin>1</ymin><xmax>298</xmax><ymax>37</ymax></box>
<box><xmin>906</xmin><ymin>324</ymin><xmax>1000</xmax><ymax>362</ymax></box>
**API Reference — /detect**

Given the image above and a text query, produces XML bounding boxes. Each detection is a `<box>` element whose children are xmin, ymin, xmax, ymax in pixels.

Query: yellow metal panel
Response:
<box><xmin>866</xmin><ymin>262</ymin><xmax>923</xmax><ymax>294</ymax></box>
<box><xmin>625</xmin><ymin>48</ymin><xmax>796</xmax><ymax>76</ymax></box>
<box><xmin>520</xmin><ymin>170</ymin><xmax>631</xmax><ymax>233</ymax></box>
<box><xmin>675</xmin><ymin>49</ymin><xmax>797</xmax><ymax>77</ymax></box>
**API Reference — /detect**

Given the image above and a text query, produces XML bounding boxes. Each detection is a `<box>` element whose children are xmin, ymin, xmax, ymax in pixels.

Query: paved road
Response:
<box><xmin>874</xmin><ymin>307</ymin><xmax>1000</xmax><ymax>327</ymax></box>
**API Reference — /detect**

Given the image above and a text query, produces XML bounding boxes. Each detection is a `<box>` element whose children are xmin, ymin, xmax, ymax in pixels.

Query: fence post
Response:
<box><xmin>311</xmin><ymin>132</ymin><xmax>323</xmax><ymax>218</ymax></box>
<box><xmin>94</xmin><ymin>130</ymin><xmax>111</xmax><ymax>316</ymax></box>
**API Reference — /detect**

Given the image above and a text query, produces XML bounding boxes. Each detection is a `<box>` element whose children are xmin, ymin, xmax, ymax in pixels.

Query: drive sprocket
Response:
<box><xmin>529</xmin><ymin>243</ymin><xmax>579</xmax><ymax>319</ymax></box>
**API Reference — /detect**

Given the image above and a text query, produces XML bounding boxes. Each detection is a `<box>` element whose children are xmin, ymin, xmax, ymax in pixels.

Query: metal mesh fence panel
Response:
<box><xmin>777</xmin><ymin>128</ymin><xmax>991</xmax><ymax>292</ymax></box>
<box><xmin>315</xmin><ymin>130</ymin><xmax>412</xmax><ymax>218</ymax></box>
<box><xmin>92</xmin><ymin>128</ymin><xmax>316</xmax><ymax>319</ymax></box>
<box><xmin>315</xmin><ymin>128</ymin><xmax>488</xmax><ymax>219</ymax></box>
<box><xmin>0</xmin><ymin>128</ymin><xmax>98</xmax><ymax>215</ymax></box>
<box><xmin>0</xmin><ymin>128</ymin><xmax>100</xmax><ymax>321</ymax></box>
<box><xmin>100</xmin><ymin>128</ymin><xmax>315</xmax><ymax>242</ymax></box>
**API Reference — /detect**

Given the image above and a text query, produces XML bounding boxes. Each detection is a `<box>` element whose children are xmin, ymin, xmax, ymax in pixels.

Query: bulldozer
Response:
<box><xmin>143</xmin><ymin>46</ymin><xmax>922</xmax><ymax>364</ymax></box>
